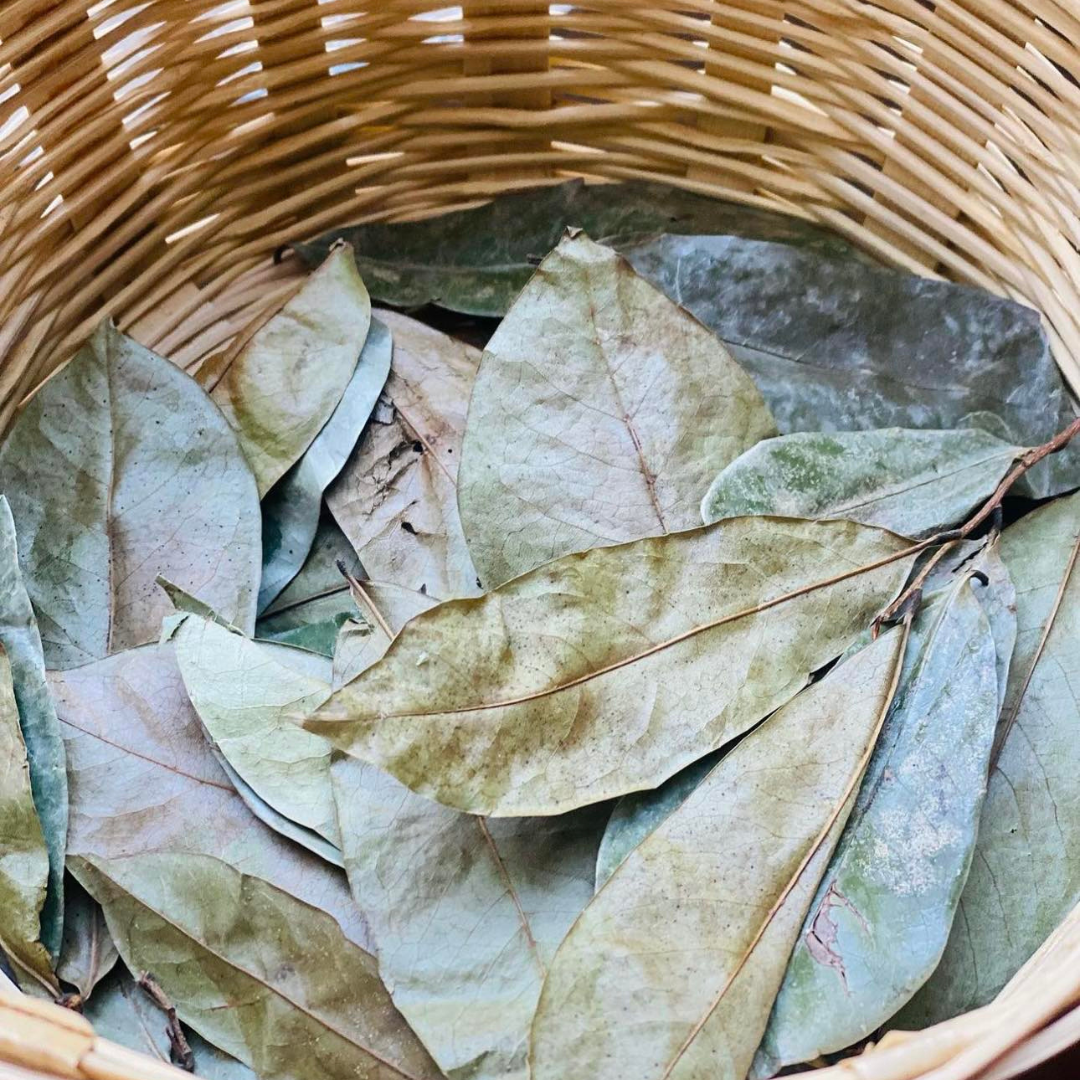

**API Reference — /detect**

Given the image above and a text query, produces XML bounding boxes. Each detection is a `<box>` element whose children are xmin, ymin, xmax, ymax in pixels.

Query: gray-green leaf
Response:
<box><xmin>755</xmin><ymin>562</ymin><xmax>1008</xmax><ymax>1073</ymax></box>
<box><xmin>458</xmin><ymin>233</ymin><xmax>776</xmax><ymax>587</ymax></box>
<box><xmin>628</xmin><ymin>235</ymin><xmax>1077</xmax><ymax>498</ymax></box>
<box><xmin>530</xmin><ymin>627</ymin><xmax>907</xmax><ymax>1080</ymax></box>
<box><xmin>171</xmin><ymin>614</ymin><xmax>339</xmax><ymax>852</ymax></box>
<box><xmin>207</xmin><ymin>244</ymin><xmax>371</xmax><ymax>498</ymax></box>
<box><xmin>305</xmin><ymin>516</ymin><xmax>914</xmax><ymax>816</ymax></box>
<box><xmin>0</xmin><ymin>497</ymin><xmax>66</xmax><ymax>956</ymax></box>
<box><xmin>702</xmin><ymin>428</ymin><xmax>1023</xmax><ymax>538</ymax></box>
<box><xmin>0</xmin><ymin>643</ymin><xmax>54</xmax><ymax>990</ymax></box>
<box><xmin>333</xmin><ymin>757</ymin><xmax>606</xmax><ymax>1080</ymax></box>
<box><xmin>595</xmin><ymin>751</ymin><xmax>722</xmax><ymax>890</ymax></box>
<box><xmin>293</xmin><ymin>180</ymin><xmax>856</xmax><ymax>317</ymax></box>
<box><xmin>259</xmin><ymin>319</ymin><xmax>391</xmax><ymax>612</ymax></box>
<box><xmin>0</xmin><ymin>321</ymin><xmax>261</xmax><ymax>667</ymax></box>
<box><xmin>898</xmin><ymin>491</ymin><xmax>1080</xmax><ymax>1024</ymax></box>
<box><xmin>56</xmin><ymin>877</ymin><xmax>118</xmax><ymax>1001</ymax></box>
<box><xmin>74</xmin><ymin>853</ymin><xmax>442</xmax><ymax>1080</ymax></box>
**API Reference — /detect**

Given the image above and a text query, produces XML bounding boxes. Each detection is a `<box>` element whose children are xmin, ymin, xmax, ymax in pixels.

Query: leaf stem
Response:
<box><xmin>876</xmin><ymin>415</ymin><xmax>1080</xmax><ymax>629</ymax></box>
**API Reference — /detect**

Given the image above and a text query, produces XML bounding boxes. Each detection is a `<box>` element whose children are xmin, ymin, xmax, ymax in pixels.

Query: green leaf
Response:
<box><xmin>259</xmin><ymin>318</ymin><xmax>392</xmax><ymax>612</ymax></box>
<box><xmin>702</xmin><ymin>428</ymin><xmax>1023</xmax><ymax>539</ymax></box>
<box><xmin>56</xmin><ymin>876</ymin><xmax>118</xmax><ymax>1001</ymax></box>
<box><xmin>171</xmin><ymin>614</ymin><xmax>339</xmax><ymax>852</ymax></box>
<box><xmin>294</xmin><ymin>180</ymin><xmax>857</xmax><ymax>317</ymax></box>
<box><xmin>327</xmin><ymin>310</ymin><xmax>481</xmax><ymax>599</ymax></box>
<box><xmin>628</xmin><ymin>235</ymin><xmax>1077</xmax><ymax>498</ymax></box>
<box><xmin>207</xmin><ymin>245</ymin><xmax>371</xmax><ymax>498</ymax></box>
<box><xmin>74</xmin><ymin>852</ymin><xmax>442</xmax><ymax>1080</ymax></box>
<box><xmin>256</xmin><ymin>514</ymin><xmax>365</xmax><ymax>657</ymax></box>
<box><xmin>85</xmin><ymin>967</ymin><xmax>255</xmax><ymax>1080</ymax></box>
<box><xmin>755</xmin><ymin>560</ymin><xmax>1008</xmax><ymax>1073</ymax></box>
<box><xmin>0</xmin><ymin>643</ymin><xmax>55</xmax><ymax>990</ymax></box>
<box><xmin>897</xmin><ymin>491</ymin><xmax>1080</xmax><ymax>1024</ymax></box>
<box><xmin>0</xmin><ymin>321</ymin><xmax>261</xmax><ymax>667</ymax></box>
<box><xmin>0</xmin><ymin>497</ymin><xmax>66</xmax><ymax>955</ymax></box>
<box><xmin>305</xmin><ymin>516</ymin><xmax>914</xmax><ymax>816</ymax></box>
<box><xmin>458</xmin><ymin>233</ymin><xmax>776</xmax><ymax>587</ymax></box>
<box><xmin>594</xmin><ymin>751</ymin><xmax>723</xmax><ymax>891</ymax></box>
<box><xmin>333</xmin><ymin>757</ymin><xmax>606</xmax><ymax>1080</ymax></box>
<box><xmin>529</xmin><ymin>626</ymin><xmax>907</xmax><ymax>1080</ymax></box>
<box><xmin>50</xmin><ymin>642</ymin><xmax>368</xmax><ymax>949</ymax></box>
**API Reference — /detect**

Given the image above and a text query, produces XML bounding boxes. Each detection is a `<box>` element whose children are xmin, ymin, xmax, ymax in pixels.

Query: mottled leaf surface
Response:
<box><xmin>0</xmin><ymin>322</ymin><xmax>261</xmax><ymax>666</ymax></box>
<box><xmin>208</xmin><ymin>246</ymin><xmax>371</xmax><ymax>498</ymax></box>
<box><xmin>0</xmin><ymin>498</ymin><xmax>66</xmax><ymax>954</ymax></box>
<box><xmin>259</xmin><ymin>318</ymin><xmax>391</xmax><ymax>612</ymax></box>
<box><xmin>334</xmin><ymin>758</ymin><xmax>606</xmax><ymax>1080</ymax></box>
<box><xmin>56</xmin><ymin>877</ymin><xmax>118</xmax><ymax>1001</ymax></box>
<box><xmin>51</xmin><ymin>643</ymin><xmax>367</xmax><ymax>948</ymax></box>
<box><xmin>294</xmin><ymin>180</ymin><xmax>856</xmax><ymax>316</ymax></box>
<box><xmin>172</xmin><ymin>615</ymin><xmax>339</xmax><ymax>849</ymax></box>
<box><xmin>756</xmin><ymin>568</ymin><xmax>1006</xmax><ymax>1072</ymax></box>
<box><xmin>327</xmin><ymin>310</ymin><xmax>480</xmax><ymax>598</ymax></box>
<box><xmin>628</xmin><ymin>235</ymin><xmax>1077</xmax><ymax>497</ymax></box>
<box><xmin>458</xmin><ymin>234</ymin><xmax>776</xmax><ymax>586</ymax></box>
<box><xmin>75</xmin><ymin>853</ymin><xmax>442</xmax><ymax>1080</ymax></box>
<box><xmin>703</xmin><ymin>428</ymin><xmax>1022</xmax><ymax>538</ymax></box>
<box><xmin>0</xmin><ymin>645</ymin><xmax>54</xmax><ymax>988</ymax></box>
<box><xmin>307</xmin><ymin>517</ymin><xmax>913</xmax><ymax>816</ymax></box>
<box><xmin>86</xmin><ymin>967</ymin><xmax>254</xmax><ymax>1080</ymax></box>
<box><xmin>594</xmin><ymin>751</ymin><xmax>722</xmax><ymax>891</ymax></box>
<box><xmin>530</xmin><ymin>628</ymin><xmax>906</xmax><ymax>1080</ymax></box>
<box><xmin>899</xmin><ymin>492</ymin><xmax>1080</xmax><ymax>1024</ymax></box>
<box><xmin>257</xmin><ymin>514</ymin><xmax>364</xmax><ymax>656</ymax></box>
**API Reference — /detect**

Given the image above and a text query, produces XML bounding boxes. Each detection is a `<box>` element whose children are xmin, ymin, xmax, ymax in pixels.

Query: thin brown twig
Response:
<box><xmin>875</xmin><ymin>415</ymin><xmax>1080</xmax><ymax>631</ymax></box>
<box><xmin>138</xmin><ymin>971</ymin><xmax>195</xmax><ymax>1072</ymax></box>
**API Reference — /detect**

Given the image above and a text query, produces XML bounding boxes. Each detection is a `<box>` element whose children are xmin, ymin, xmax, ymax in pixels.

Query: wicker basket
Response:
<box><xmin>2</xmin><ymin>2</ymin><xmax>1080</xmax><ymax>1078</ymax></box>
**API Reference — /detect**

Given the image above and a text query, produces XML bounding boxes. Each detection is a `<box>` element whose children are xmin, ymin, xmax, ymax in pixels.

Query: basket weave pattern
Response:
<box><xmin>1</xmin><ymin>2</ymin><xmax>1080</xmax><ymax>1077</ymax></box>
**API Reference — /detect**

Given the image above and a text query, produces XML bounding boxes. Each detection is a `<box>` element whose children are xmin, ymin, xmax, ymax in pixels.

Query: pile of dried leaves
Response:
<box><xmin>2</xmin><ymin>181</ymin><xmax>1079</xmax><ymax>1080</ymax></box>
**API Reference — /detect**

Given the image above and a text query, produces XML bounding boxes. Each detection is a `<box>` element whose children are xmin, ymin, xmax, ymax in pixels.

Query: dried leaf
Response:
<box><xmin>332</xmin><ymin>582</ymin><xmax>437</xmax><ymax>689</ymax></box>
<box><xmin>530</xmin><ymin>627</ymin><xmax>907</xmax><ymax>1080</ymax></box>
<box><xmin>327</xmin><ymin>310</ymin><xmax>481</xmax><ymax>599</ymax></box>
<box><xmin>306</xmin><ymin>516</ymin><xmax>914</xmax><ymax>816</ymax></box>
<box><xmin>333</xmin><ymin>757</ymin><xmax>606</xmax><ymax>1080</ymax></box>
<box><xmin>256</xmin><ymin>514</ymin><xmax>365</xmax><ymax>657</ymax></box>
<box><xmin>259</xmin><ymin>319</ymin><xmax>392</xmax><ymax>611</ymax></box>
<box><xmin>0</xmin><ymin>321</ymin><xmax>261</xmax><ymax>667</ymax></box>
<box><xmin>458</xmin><ymin>233</ymin><xmax>776</xmax><ymax>587</ymax></box>
<box><xmin>594</xmin><ymin>751</ymin><xmax>723</xmax><ymax>891</ymax></box>
<box><xmin>628</xmin><ymin>235</ymin><xmax>1077</xmax><ymax>498</ymax></box>
<box><xmin>74</xmin><ymin>852</ymin><xmax>442</xmax><ymax>1080</ymax></box>
<box><xmin>703</xmin><ymin>429</ymin><xmax>1023</xmax><ymax>538</ymax></box>
<box><xmin>85</xmin><ymin>967</ymin><xmax>254</xmax><ymax>1080</ymax></box>
<box><xmin>0</xmin><ymin>644</ymin><xmax>54</xmax><ymax>989</ymax></box>
<box><xmin>51</xmin><ymin>642</ymin><xmax>368</xmax><ymax>948</ymax></box>
<box><xmin>0</xmin><ymin>497</ymin><xmax>66</xmax><ymax>956</ymax></box>
<box><xmin>898</xmin><ymin>491</ymin><xmax>1080</xmax><ymax>1024</ymax></box>
<box><xmin>171</xmin><ymin>614</ymin><xmax>339</xmax><ymax>851</ymax></box>
<box><xmin>755</xmin><ymin>558</ymin><xmax>1009</xmax><ymax>1073</ymax></box>
<box><xmin>56</xmin><ymin>877</ymin><xmax>118</xmax><ymax>1001</ymax></box>
<box><xmin>294</xmin><ymin>180</ymin><xmax>856</xmax><ymax>317</ymax></box>
<box><xmin>207</xmin><ymin>245</ymin><xmax>371</xmax><ymax>498</ymax></box>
